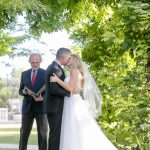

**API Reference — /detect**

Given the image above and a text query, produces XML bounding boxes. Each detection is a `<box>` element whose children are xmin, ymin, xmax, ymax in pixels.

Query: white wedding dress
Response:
<box><xmin>59</xmin><ymin>73</ymin><xmax>117</xmax><ymax>150</ymax></box>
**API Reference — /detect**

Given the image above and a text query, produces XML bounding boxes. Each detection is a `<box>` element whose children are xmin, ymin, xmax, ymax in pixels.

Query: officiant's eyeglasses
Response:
<box><xmin>31</xmin><ymin>62</ymin><xmax>40</xmax><ymax>65</ymax></box>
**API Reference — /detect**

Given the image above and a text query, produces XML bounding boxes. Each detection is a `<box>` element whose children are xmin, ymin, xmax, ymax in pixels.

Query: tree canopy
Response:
<box><xmin>0</xmin><ymin>0</ymin><xmax>149</xmax><ymax>149</ymax></box>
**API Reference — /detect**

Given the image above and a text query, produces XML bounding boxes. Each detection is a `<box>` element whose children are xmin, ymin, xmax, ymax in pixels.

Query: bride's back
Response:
<box><xmin>77</xmin><ymin>70</ymin><xmax>83</xmax><ymax>90</ymax></box>
<box><xmin>65</xmin><ymin>69</ymin><xmax>83</xmax><ymax>91</ymax></box>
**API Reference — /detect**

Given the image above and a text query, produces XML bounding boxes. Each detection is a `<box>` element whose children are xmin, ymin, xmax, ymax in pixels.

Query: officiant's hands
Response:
<box><xmin>32</xmin><ymin>93</ymin><xmax>43</xmax><ymax>102</ymax></box>
<box><xmin>23</xmin><ymin>87</ymin><xmax>43</xmax><ymax>102</ymax></box>
<box><xmin>23</xmin><ymin>87</ymin><xmax>29</xmax><ymax>95</ymax></box>
<box><xmin>23</xmin><ymin>87</ymin><xmax>34</xmax><ymax>96</ymax></box>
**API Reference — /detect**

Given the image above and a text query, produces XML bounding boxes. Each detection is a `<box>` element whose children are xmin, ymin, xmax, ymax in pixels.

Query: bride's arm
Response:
<box><xmin>50</xmin><ymin>69</ymin><xmax>78</xmax><ymax>92</ymax></box>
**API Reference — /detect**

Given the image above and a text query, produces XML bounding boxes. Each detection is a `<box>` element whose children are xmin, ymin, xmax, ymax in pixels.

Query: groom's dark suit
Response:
<box><xmin>44</xmin><ymin>61</ymin><xmax>70</xmax><ymax>150</ymax></box>
<box><xmin>19</xmin><ymin>68</ymin><xmax>47</xmax><ymax>150</ymax></box>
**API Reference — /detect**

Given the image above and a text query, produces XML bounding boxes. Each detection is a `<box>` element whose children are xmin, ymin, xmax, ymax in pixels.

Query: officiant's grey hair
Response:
<box><xmin>29</xmin><ymin>53</ymin><xmax>42</xmax><ymax>62</ymax></box>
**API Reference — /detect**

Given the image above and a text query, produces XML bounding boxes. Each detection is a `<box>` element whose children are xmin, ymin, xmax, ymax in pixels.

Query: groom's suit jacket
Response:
<box><xmin>44</xmin><ymin>61</ymin><xmax>70</xmax><ymax>113</ymax></box>
<box><xmin>19</xmin><ymin>68</ymin><xmax>45</xmax><ymax>114</ymax></box>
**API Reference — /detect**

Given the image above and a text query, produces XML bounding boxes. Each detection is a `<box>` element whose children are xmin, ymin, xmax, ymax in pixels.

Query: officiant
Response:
<box><xmin>18</xmin><ymin>53</ymin><xmax>47</xmax><ymax>150</ymax></box>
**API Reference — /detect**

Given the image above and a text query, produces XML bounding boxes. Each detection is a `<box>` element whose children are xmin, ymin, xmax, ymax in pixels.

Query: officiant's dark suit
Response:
<box><xmin>19</xmin><ymin>53</ymin><xmax>47</xmax><ymax>150</ymax></box>
<box><xmin>44</xmin><ymin>48</ymin><xmax>71</xmax><ymax>150</ymax></box>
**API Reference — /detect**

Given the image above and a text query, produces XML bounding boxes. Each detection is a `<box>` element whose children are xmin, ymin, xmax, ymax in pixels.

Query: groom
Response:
<box><xmin>44</xmin><ymin>48</ymin><xmax>72</xmax><ymax>150</ymax></box>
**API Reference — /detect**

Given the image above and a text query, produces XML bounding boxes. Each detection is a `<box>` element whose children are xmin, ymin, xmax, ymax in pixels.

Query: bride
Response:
<box><xmin>50</xmin><ymin>54</ymin><xmax>117</xmax><ymax>150</ymax></box>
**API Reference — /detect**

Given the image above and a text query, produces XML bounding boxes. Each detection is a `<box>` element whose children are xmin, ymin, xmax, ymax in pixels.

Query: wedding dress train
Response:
<box><xmin>59</xmin><ymin>76</ymin><xmax>117</xmax><ymax>150</ymax></box>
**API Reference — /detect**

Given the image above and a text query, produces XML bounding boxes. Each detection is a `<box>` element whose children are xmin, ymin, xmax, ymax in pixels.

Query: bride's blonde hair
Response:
<box><xmin>71</xmin><ymin>54</ymin><xmax>84</xmax><ymax>87</ymax></box>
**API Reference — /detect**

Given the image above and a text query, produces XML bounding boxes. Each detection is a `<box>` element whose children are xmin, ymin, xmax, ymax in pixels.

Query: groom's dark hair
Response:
<box><xmin>56</xmin><ymin>48</ymin><xmax>71</xmax><ymax>59</ymax></box>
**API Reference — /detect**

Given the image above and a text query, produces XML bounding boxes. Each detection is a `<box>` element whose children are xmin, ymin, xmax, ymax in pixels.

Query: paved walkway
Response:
<box><xmin>0</xmin><ymin>144</ymin><xmax>38</xmax><ymax>150</ymax></box>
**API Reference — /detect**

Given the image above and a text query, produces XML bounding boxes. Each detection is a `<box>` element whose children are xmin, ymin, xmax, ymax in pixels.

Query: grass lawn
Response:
<box><xmin>0</xmin><ymin>127</ymin><xmax>38</xmax><ymax>145</ymax></box>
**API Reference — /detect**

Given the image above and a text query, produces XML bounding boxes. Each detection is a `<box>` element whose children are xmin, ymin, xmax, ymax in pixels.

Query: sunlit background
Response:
<box><xmin>0</xmin><ymin>30</ymin><xmax>73</xmax><ymax>78</ymax></box>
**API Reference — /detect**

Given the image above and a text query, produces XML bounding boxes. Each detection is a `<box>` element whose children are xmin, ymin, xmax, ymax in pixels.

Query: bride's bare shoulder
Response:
<box><xmin>71</xmin><ymin>69</ymin><xmax>83</xmax><ymax>79</ymax></box>
<box><xmin>70</xmin><ymin>69</ymin><xmax>80</xmax><ymax>79</ymax></box>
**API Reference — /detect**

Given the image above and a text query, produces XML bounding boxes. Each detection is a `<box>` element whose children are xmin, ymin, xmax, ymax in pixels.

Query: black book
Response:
<box><xmin>24</xmin><ymin>85</ymin><xmax>45</xmax><ymax>97</ymax></box>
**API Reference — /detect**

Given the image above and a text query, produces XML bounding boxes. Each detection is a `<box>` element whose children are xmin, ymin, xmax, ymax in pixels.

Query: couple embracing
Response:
<box><xmin>44</xmin><ymin>48</ymin><xmax>117</xmax><ymax>150</ymax></box>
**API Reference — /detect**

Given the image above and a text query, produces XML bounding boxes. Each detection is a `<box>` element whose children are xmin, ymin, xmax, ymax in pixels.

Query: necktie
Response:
<box><xmin>31</xmin><ymin>70</ymin><xmax>36</xmax><ymax>86</ymax></box>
